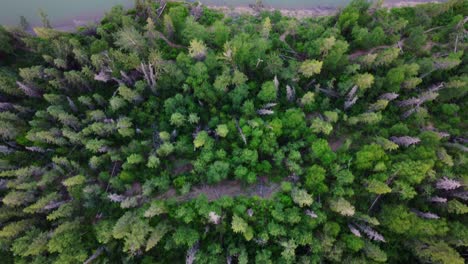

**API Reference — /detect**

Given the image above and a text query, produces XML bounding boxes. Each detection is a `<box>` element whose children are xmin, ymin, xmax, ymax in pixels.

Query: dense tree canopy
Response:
<box><xmin>0</xmin><ymin>0</ymin><xmax>466</xmax><ymax>263</ymax></box>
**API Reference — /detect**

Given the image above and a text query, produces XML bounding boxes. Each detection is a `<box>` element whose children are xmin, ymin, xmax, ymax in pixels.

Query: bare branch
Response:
<box><xmin>235</xmin><ymin>119</ymin><xmax>247</xmax><ymax>145</ymax></box>
<box><xmin>436</xmin><ymin>177</ymin><xmax>461</xmax><ymax>190</ymax></box>
<box><xmin>83</xmin><ymin>247</ymin><xmax>105</xmax><ymax>264</ymax></box>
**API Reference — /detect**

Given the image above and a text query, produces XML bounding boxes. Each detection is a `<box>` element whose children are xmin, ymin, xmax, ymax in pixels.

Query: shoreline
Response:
<box><xmin>207</xmin><ymin>0</ymin><xmax>443</xmax><ymax>18</ymax></box>
<box><xmin>24</xmin><ymin>0</ymin><xmax>443</xmax><ymax>32</ymax></box>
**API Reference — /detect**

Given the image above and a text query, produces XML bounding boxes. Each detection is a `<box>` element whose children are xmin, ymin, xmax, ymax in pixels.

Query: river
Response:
<box><xmin>0</xmin><ymin>0</ymin><xmax>353</xmax><ymax>27</ymax></box>
<box><xmin>1</xmin><ymin>0</ymin><xmax>438</xmax><ymax>27</ymax></box>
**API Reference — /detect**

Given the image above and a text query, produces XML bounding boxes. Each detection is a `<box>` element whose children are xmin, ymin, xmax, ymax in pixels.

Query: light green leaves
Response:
<box><xmin>232</xmin><ymin>215</ymin><xmax>253</xmax><ymax>241</ymax></box>
<box><xmin>299</xmin><ymin>60</ymin><xmax>323</xmax><ymax>77</ymax></box>
<box><xmin>216</xmin><ymin>124</ymin><xmax>229</xmax><ymax>138</ymax></box>
<box><xmin>329</xmin><ymin>197</ymin><xmax>355</xmax><ymax>216</ymax></box>
<box><xmin>354</xmin><ymin>73</ymin><xmax>374</xmax><ymax>90</ymax></box>
<box><xmin>146</xmin><ymin>222</ymin><xmax>170</xmax><ymax>251</ymax></box>
<box><xmin>366</xmin><ymin>179</ymin><xmax>392</xmax><ymax>195</ymax></box>
<box><xmin>170</xmin><ymin>113</ymin><xmax>185</xmax><ymax>127</ymax></box>
<box><xmin>189</xmin><ymin>39</ymin><xmax>207</xmax><ymax>60</ymax></box>
<box><xmin>147</xmin><ymin>155</ymin><xmax>160</xmax><ymax>169</ymax></box>
<box><xmin>258</xmin><ymin>81</ymin><xmax>277</xmax><ymax>102</ymax></box>
<box><xmin>194</xmin><ymin>131</ymin><xmax>209</xmax><ymax>149</ymax></box>
<box><xmin>114</xmin><ymin>27</ymin><xmax>146</xmax><ymax>52</ymax></box>
<box><xmin>62</xmin><ymin>175</ymin><xmax>86</xmax><ymax>187</ymax></box>
<box><xmin>126</xmin><ymin>154</ymin><xmax>144</xmax><ymax>165</ymax></box>
<box><xmin>112</xmin><ymin>212</ymin><xmax>152</xmax><ymax>254</ymax></box>
<box><xmin>291</xmin><ymin>188</ymin><xmax>313</xmax><ymax>207</ymax></box>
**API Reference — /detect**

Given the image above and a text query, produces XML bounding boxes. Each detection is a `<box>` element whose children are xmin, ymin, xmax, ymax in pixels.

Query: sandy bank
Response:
<box><xmin>208</xmin><ymin>0</ymin><xmax>443</xmax><ymax>18</ymax></box>
<box><xmin>37</xmin><ymin>0</ymin><xmax>444</xmax><ymax>32</ymax></box>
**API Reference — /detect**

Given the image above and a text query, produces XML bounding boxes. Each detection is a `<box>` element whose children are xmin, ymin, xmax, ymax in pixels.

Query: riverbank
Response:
<box><xmin>208</xmin><ymin>0</ymin><xmax>443</xmax><ymax>18</ymax></box>
<box><xmin>27</xmin><ymin>0</ymin><xmax>444</xmax><ymax>32</ymax></box>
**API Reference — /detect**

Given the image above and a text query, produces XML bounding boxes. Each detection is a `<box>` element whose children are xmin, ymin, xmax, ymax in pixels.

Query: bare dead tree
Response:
<box><xmin>390</xmin><ymin>136</ymin><xmax>421</xmax><ymax>147</ymax></box>
<box><xmin>120</xmin><ymin>70</ymin><xmax>134</xmax><ymax>85</ymax></box>
<box><xmin>247</xmin><ymin>208</ymin><xmax>254</xmax><ymax>217</ymax></box>
<box><xmin>436</xmin><ymin>177</ymin><xmax>461</xmax><ymax>190</ymax></box>
<box><xmin>411</xmin><ymin>209</ymin><xmax>440</xmax><ymax>219</ymax></box>
<box><xmin>0</xmin><ymin>102</ymin><xmax>14</xmax><ymax>111</ymax></box>
<box><xmin>208</xmin><ymin>211</ymin><xmax>221</xmax><ymax>225</ymax></box>
<box><xmin>355</xmin><ymin>223</ymin><xmax>386</xmax><ymax>242</ymax></box>
<box><xmin>344</xmin><ymin>96</ymin><xmax>358</xmax><ymax>110</ymax></box>
<box><xmin>190</xmin><ymin>2</ymin><xmax>204</xmax><ymax>20</ymax></box>
<box><xmin>235</xmin><ymin>119</ymin><xmax>247</xmax><ymax>145</ymax></box>
<box><xmin>348</xmin><ymin>223</ymin><xmax>361</xmax><ymax>237</ymax></box>
<box><xmin>43</xmin><ymin>200</ymin><xmax>66</xmax><ymax>210</ymax></box>
<box><xmin>379</xmin><ymin>92</ymin><xmax>399</xmax><ymax>101</ymax></box>
<box><xmin>16</xmin><ymin>81</ymin><xmax>42</xmax><ymax>98</ymax></box>
<box><xmin>140</xmin><ymin>62</ymin><xmax>157</xmax><ymax>93</ymax></box>
<box><xmin>347</xmin><ymin>85</ymin><xmax>358</xmax><ymax>100</ymax></box>
<box><xmin>257</xmin><ymin>109</ymin><xmax>274</xmax><ymax>115</ymax></box>
<box><xmin>0</xmin><ymin>145</ymin><xmax>14</xmax><ymax>154</ymax></box>
<box><xmin>67</xmin><ymin>96</ymin><xmax>77</xmax><ymax>112</ymax></box>
<box><xmin>344</xmin><ymin>85</ymin><xmax>358</xmax><ymax>110</ymax></box>
<box><xmin>186</xmin><ymin>241</ymin><xmax>200</xmax><ymax>264</ymax></box>
<box><xmin>286</xmin><ymin>85</ymin><xmax>295</xmax><ymax>102</ymax></box>
<box><xmin>451</xmin><ymin>191</ymin><xmax>468</xmax><ymax>201</ymax></box>
<box><xmin>94</xmin><ymin>70</ymin><xmax>111</xmax><ymax>82</ymax></box>
<box><xmin>429</xmin><ymin>196</ymin><xmax>447</xmax><ymax>203</ymax></box>
<box><xmin>83</xmin><ymin>247</ymin><xmax>105</xmax><ymax>264</ymax></box>
<box><xmin>108</xmin><ymin>193</ymin><xmax>125</xmax><ymax>203</ymax></box>
<box><xmin>305</xmin><ymin>209</ymin><xmax>318</xmax><ymax>218</ymax></box>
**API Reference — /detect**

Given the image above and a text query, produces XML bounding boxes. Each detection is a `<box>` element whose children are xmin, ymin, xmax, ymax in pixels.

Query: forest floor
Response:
<box><xmin>156</xmin><ymin>176</ymin><xmax>282</xmax><ymax>201</ymax></box>
<box><xmin>156</xmin><ymin>137</ymin><xmax>345</xmax><ymax>201</ymax></box>
<box><xmin>208</xmin><ymin>0</ymin><xmax>444</xmax><ymax>18</ymax></box>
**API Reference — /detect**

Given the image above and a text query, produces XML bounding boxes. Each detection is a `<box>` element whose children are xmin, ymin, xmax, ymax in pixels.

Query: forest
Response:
<box><xmin>0</xmin><ymin>0</ymin><xmax>466</xmax><ymax>263</ymax></box>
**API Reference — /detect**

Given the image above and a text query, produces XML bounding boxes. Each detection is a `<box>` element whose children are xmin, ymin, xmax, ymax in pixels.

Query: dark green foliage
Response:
<box><xmin>0</xmin><ymin>26</ymin><xmax>13</xmax><ymax>55</ymax></box>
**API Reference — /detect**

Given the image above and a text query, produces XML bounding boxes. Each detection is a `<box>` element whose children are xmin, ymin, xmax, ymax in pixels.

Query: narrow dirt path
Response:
<box><xmin>348</xmin><ymin>44</ymin><xmax>394</xmax><ymax>60</ymax></box>
<box><xmin>329</xmin><ymin>137</ymin><xmax>346</xmax><ymax>152</ymax></box>
<box><xmin>155</xmin><ymin>132</ymin><xmax>347</xmax><ymax>202</ymax></box>
<box><xmin>156</xmin><ymin>177</ymin><xmax>281</xmax><ymax>202</ymax></box>
<box><xmin>155</xmin><ymin>135</ymin><xmax>346</xmax><ymax>202</ymax></box>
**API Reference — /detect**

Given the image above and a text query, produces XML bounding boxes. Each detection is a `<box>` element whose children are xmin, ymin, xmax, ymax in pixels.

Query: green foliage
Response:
<box><xmin>300</xmin><ymin>92</ymin><xmax>316</xmax><ymax>108</ymax></box>
<box><xmin>447</xmin><ymin>200</ymin><xmax>468</xmax><ymax>214</ymax></box>
<box><xmin>354</xmin><ymin>73</ymin><xmax>374</xmax><ymax>90</ymax></box>
<box><xmin>215</xmin><ymin>124</ymin><xmax>229</xmax><ymax>138</ymax></box>
<box><xmin>364</xmin><ymin>243</ymin><xmax>387</xmax><ymax>262</ymax></box>
<box><xmin>206</xmin><ymin>161</ymin><xmax>230</xmax><ymax>183</ymax></box>
<box><xmin>413</xmin><ymin>240</ymin><xmax>464</xmax><ymax>264</ymax></box>
<box><xmin>311</xmin><ymin>139</ymin><xmax>336</xmax><ymax>165</ymax></box>
<box><xmin>146</xmin><ymin>222</ymin><xmax>170</xmax><ymax>251</ymax></box>
<box><xmin>291</xmin><ymin>188</ymin><xmax>313</xmax><ymax>207</ymax></box>
<box><xmin>147</xmin><ymin>155</ymin><xmax>160</xmax><ymax>169</ymax></box>
<box><xmin>329</xmin><ymin>197</ymin><xmax>355</xmax><ymax>216</ymax></box>
<box><xmin>299</xmin><ymin>60</ymin><xmax>323</xmax><ymax>77</ymax></box>
<box><xmin>0</xmin><ymin>220</ymin><xmax>32</xmax><ymax>238</ymax></box>
<box><xmin>258</xmin><ymin>81</ymin><xmax>277</xmax><ymax>102</ymax></box>
<box><xmin>405</xmin><ymin>26</ymin><xmax>427</xmax><ymax>52</ymax></box>
<box><xmin>310</xmin><ymin>118</ymin><xmax>333</xmax><ymax>135</ymax></box>
<box><xmin>114</xmin><ymin>27</ymin><xmax>146</xmax><ymax>52</ymax></box>
<box><xmin>232</xmin><ymin>215</ymin><xmax>253</xmax><ymax>241</ymax></box>
<box><xmin>170</xmin><ymin>112</ymin><xmax>186</xmax><ymax>127</ymax></box>
<box><xmin>0</xmin><ymin>1</ymin><xmax>465</xmax><ymax>263</ymax></box>
<box><xmin>366</xmin><ymin>179</ymin><xmax>392</xmax><ymax>194</ymax></box>
<box><xmin>304</xmin><ymin>165</ymin><xmax>328</xmax><ymax>194</ymax></box>
<box><xmin>194</xmin><ymin>131</ymin><xmax>210</xmax><ymax>149</ymax></box>
<box><xmin>355</xmin><ymin>144</ymin><xmax>386</xmax><ymax>170</ymax></box>
<box><xmin>0</xmin><ymin>26</ymin><xmax>13</xmax><ymax>54</ymax></box>
<box><xmin>188</xmin><ymin>39</ymin><xmax>207</xmax><ymax>60</ymax></box>
<box><xmin>113</xmin><ymin>211</ymin><xmax>152</xmax><ymax>254</ymax></box>
<box><xmin>127</xmin><ymin>154</ymin><xmax>144</xmax><ymax>165</ymax></box>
